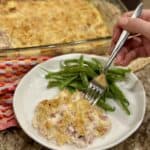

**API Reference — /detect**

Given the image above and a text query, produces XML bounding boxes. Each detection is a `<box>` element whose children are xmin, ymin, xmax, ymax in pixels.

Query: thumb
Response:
<box><xmin>118</xmin><ymin>17</ymin><xmax>150</xmax><ymax>40</ymax></box>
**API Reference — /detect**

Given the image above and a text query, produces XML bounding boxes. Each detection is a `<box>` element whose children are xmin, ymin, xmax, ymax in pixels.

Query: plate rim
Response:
<box><xmin>13</xmin><ymin>53</ymin><xmax>146</xmax><ymax>150</ymax></box>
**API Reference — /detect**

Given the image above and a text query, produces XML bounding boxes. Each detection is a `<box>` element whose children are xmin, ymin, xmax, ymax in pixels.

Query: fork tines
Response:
<box><xmin>85</xmin><ymin>81</ymin><xmax>105</xmax><ymax>105</ymax></box>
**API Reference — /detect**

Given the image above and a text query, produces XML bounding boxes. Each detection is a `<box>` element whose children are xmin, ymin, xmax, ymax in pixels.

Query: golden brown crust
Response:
<box><xmin>33</xmin><ymin>90</ymin><xmax>111</xmax><ymax>147</ymax></box>
<box><xmin>0</xmin><ymin>0</ymin><xmax>109</xmax><ymax>47</ymax></box>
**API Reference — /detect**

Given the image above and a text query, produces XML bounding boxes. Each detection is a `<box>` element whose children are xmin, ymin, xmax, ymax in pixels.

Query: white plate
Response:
<box><xmin>13</xmin><ymin>54</ymin><xmax>146</xmax><ymax>150</ymax></box>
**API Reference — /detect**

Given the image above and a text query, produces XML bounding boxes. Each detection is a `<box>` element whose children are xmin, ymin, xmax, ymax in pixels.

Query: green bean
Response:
<box><xmin>69</xmin><ymin>82</ymin><xmax>86</xmax><ymax>91</ymax></box>
<box><xmin>45</xmin><ymin>71</ymin><xmax>65</xmax><ymax>78</ymax></box>
<box><xmin>80</xmin><ymin>73</ymin><xmax>89</xmax><ymax>87</ymax></box>
<box><xmin>105</xmin><ymin>88</ymin><xmax>114</xmax><ymax>99</ymax></box>
<box><xmin>78</xmin><ymin>56</ymin><xmax>84</xmax><ymax>66</ymax></box>
<box><xmin>45</xmin><ymin>72</ymin><xmax>77</xmax><ymax>79</ymax></box>
<box><xmin>110</xmin><ymin>83</ymin><xmax>130</xmax><ymax>115</ymax></box>
<box><xmin>63</xmin><ymin>65</ymin><xmax>96</xmax><ymax>78</ymax></box>
<box><xmin>79</xmin><ymin>56</ymin><xmax>87</xmax><ymax>88</ymax></box>
<box><xmin>92</xmin><ymin>58</ymin><xmax>103</xmax><ymax>70</ymax></box>
<box><xmin>47</xmin><ymin>75</ymin><xmax>67</xmax><ymax>81</ymax></box>
<box><xmin>97</xmin><ymin>99</ymin><xmax>115</xmax><ymax>112</ymax></box>
<box><xmin>84</xmin><ymin>66</ymin><xmax>97</xmax><ymax>78</ymax></box>
<box><xmin>108</xmin><ymin>68</ymin><xmax>131</xmax><ymax>76</ymax></box>
<box><xmin>66</xmin><ymin>86</ymin><xmax>76</xmax><ymax>93</ymax></box>
<box><xmin>106</xmin><ymin>73</ymin><xmax>125</xmax><ymax>82</ymax></box>
<box><xmin>83</xmin><ymin>60</ymin><xmax>98</xmax><ymax>71</ymax></box>
<box><xmin>120</xmin><ymin>100</ymin><xmax>130</xmax><ymax>115</ymax></box>
<box><xmin>59</xmin><ymin>76</ymin><xmax>78</xmax><ymax>90</ymax></box>
<box><xmin>47</xmin><ymin>81</ymin><xmax>62</xmax><ymax>88</ymax></box>
<box><xmin>64</xmin><ymin>59</ymin><xmax>78</xmax><ymax>63</ymax></box>
<box><xmin>110</xmin><ymin>83</ymin><xmax>129</xmax><ymax>105</ymax></box>
<box><xmin>61</xmin><ymin>74</ymin><xmax>78</xmax><ymax>78</ymax></box>
<box><xmin>64</xmin><ymin>59</ymin><xmax>79</xmax><ymax>66</ymax></box>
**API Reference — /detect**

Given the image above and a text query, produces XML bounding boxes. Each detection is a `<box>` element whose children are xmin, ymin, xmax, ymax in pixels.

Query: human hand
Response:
<box><xmin>110</xmin><ymin>9</ymin><xmax>150</xmax><ymax>66</ymax></box>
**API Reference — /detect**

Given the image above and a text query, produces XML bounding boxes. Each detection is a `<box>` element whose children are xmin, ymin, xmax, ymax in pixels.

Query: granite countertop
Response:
<box><xmin>0</xmin><ymin>65</ymin><xmax>149</xmax><ymax>150</ymax></box>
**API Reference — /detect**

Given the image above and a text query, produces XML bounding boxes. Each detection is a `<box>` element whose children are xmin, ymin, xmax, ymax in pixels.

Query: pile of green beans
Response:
<box><xmin>44</xmin><ymin>56</ymin><xmax>131</xmax><ymax>115</ymax></box>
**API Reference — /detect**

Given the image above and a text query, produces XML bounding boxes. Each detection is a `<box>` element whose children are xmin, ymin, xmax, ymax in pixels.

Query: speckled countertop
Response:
<box><xmin>0</xmin><ymin>64</ymin><xmax>149</xmax><ymax>150</ymax></box>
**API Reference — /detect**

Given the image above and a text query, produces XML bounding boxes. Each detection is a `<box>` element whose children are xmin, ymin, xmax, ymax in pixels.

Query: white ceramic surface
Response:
<box><xmin>13</xmin><ymin>54</ymin><xmax>146</xmax><ymax>150</ymax></box>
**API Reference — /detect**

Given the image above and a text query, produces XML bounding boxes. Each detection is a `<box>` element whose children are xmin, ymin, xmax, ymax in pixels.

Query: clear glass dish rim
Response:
<box><xmin>0</xmin><ymin>36</ymin><xmax>112</xmax><ymax>52</ymax></box>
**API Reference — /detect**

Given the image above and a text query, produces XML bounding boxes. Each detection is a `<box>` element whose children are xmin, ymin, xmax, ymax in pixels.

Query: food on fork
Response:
<box><xmin>33</xmin><ymin>90</ymin><xmax>111</xmax><ymax>147</ymax></box>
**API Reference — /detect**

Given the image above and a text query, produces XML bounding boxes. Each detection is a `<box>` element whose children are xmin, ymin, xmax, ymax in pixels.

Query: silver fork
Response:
<box><xmin>85</xmin><ymin>2</ymin><xmax>143</xmax><ymax>105</ymax></box>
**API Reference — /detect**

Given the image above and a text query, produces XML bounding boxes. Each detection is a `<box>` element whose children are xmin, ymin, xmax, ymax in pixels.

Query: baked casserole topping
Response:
<box><xmin>0</xmin><ymin>0</ymin><xmax>109</xmax><ymax>47</ymax></box>
<box><xmin>33</xmin><ymin>90</ymin><xmax>111</xmax><ymax>147</ymax></box>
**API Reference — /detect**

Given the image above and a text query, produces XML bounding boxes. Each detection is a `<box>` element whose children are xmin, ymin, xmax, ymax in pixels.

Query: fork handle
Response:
<box><xmin>104</xmin><ymin>2</ymin><xmax>143</xmax><ymax>72</ymax></box>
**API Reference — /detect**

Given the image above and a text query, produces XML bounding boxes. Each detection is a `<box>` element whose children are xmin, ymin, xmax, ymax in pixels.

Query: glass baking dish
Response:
<box><xmin>0</xmin><ymin>0</ymin><xmax>127</xmax><ymax>60</ymax></box>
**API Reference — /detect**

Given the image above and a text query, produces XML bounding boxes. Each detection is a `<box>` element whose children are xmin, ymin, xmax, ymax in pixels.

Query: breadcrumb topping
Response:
<box><xmin>0</xmin><ymin>0</ymin><xmax>109</xmax><ymax>47</ymax></box>
<box><xmin>33</xmin><ymin>90</ymin><xmax>111</xmax><ymax>147</ymax></box>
